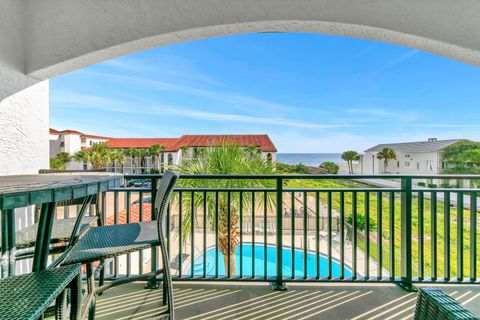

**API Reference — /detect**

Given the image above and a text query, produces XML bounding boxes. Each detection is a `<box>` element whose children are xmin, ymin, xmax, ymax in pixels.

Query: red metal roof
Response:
<box><xmin>60</xmin><ymin>129</ymin><xmax>83</xmax><ymax>135</ymax></box>
<box><xmin>173</xmin><ymin>134</ymin><xmax>277</xmax><ymax>152</ymax></box>
<box><xmin>50</xmin><ymin>128</ymin><xmax>277</xmax><ymax>152</ymax></box>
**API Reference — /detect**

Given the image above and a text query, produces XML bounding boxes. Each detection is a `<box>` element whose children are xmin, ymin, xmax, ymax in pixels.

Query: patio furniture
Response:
<box><xmin>61</xmin><ymin>170</ymin><xmax>178</xmax><ymax>320</ymax></box>
<box><xmin>14</xmin><ymin>196</ymin><xmax>100</xmax><ymax>262</ymax></box>
<box><xmin>0</xmin><ymin>264</ymin><xmax>82</xmax><ymax>320</ymax></box>
<box><xmin>414</xmin><ymin>287</ymin><xmax>478</xmax><ymax>320</ymax></box>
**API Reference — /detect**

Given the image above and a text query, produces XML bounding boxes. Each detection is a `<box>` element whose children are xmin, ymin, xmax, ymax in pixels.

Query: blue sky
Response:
<box><xmin>50</xmin><ymin>33</ymin><xmax>480</xmax><ymax>153</ymax></box>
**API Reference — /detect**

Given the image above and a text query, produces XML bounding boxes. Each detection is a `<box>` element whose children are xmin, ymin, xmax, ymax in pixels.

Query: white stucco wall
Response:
<box><xmin>0</xmin><ymin>81</ymin><xmax>49</xmax><ymax>175</ymax></box>
<box><xmin>362</xmin><ymin>151</ymin><xmax>440</xmax><ymax>175</ymax></box>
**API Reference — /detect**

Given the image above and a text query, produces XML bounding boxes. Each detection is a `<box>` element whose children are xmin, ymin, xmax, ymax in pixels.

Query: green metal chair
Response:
<box><xmin>0</xmin><ymin>264</ymin><xmax>82</xmax><ymax>320</ymax></box>
<box><xmin>61</xmin><ymin>170</ymin><xmax>178</xmax><ymax>319</ymax></box>
<box><xmin>414</xmin><ymin>287</ymin><xmax>479</xmax><ymax>320</ymax></box>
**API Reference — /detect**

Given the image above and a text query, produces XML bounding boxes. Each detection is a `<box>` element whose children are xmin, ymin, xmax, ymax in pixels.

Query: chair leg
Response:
<box><xmin>83</xmin><ymin>263</ymin><xmax>97</xmax><ymax>320</ymax></box>
<box><xmin>162</xmin><ymin>271</ymin><xmax>167</xmax><ymax>306</ymax></box>
<box><xmin>69</xmin><ymin>274</ymin><xmax>82</xmax><ymax>320</ymax></box>
<box><xmin>55</xmin><ymin>290</ymin><xmax>67</xmax><ymax>320</ymax></box>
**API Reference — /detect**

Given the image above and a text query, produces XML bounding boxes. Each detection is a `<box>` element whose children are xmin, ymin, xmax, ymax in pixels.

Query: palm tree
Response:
<box><xmin>180</xmin><ymin>146</ymin><xmax>188</xmax><ymax>159</ymax></box>
<box><xmin>376</xmin><ymin>147</ymin><xmax>397</xmax><ymax>173</ymax></box>
<box><xmin>175</xmin><ymin>144</ymin><xmax>276</xmax><ymax>276</ymax></box>
<box><xmin>111</xmin><ymin>150</ymin><xmax>125</xmax><ymax>173</ymax></box>
<box><xmin>50</xmin><ymin>152</ymin><xmax>71</xmax><ymax>170</ymax></box>
<box><xmin>73</xmin><ymin>142</ymin><xmax>112</xmax><ymax>169</ymax></box>
<box><xmin>341</xmin><ymin>150</ymin><xmax>361</xmax><ymax>174</ymax></box>
<box><xmin>149</xmin><ymin>144</ymin><xmax>166</xmax><ymax>172</ymax></box>
<box><xmin>137</xmin><ymin>148</ymin><xmax>150</xmax><ymax>173</ymax></box>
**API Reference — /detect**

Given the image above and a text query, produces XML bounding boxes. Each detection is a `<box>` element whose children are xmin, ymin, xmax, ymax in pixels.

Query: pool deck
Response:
<box><xmin>96</xmin><ymin>282</ymin><xmax>480</xmax><ymax>320</ymax></box>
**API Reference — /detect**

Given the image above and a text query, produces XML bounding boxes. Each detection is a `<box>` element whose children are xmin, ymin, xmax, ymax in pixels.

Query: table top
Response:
<box><xmin>0</xmin><ymin>173</ymin><xmax>122</xmax><ymax>210</ymax></box>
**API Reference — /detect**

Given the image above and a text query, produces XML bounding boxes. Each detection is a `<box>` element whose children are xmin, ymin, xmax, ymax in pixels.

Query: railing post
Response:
<box><xmin>399</xmin><ymin>177</ymin><xmax>415</xmax><ymax>291</ymax></box>
<box><xmin>272</xmin><ymin>177</ymin><xmax>287</xmax><ymax>290</ymax></box>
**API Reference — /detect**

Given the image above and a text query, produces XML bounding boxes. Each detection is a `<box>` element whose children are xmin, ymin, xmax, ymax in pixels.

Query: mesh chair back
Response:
<box><xmin>154</xmin><ymin>170</ymin><xmax>179</xmax><ymax>234</ymax></box>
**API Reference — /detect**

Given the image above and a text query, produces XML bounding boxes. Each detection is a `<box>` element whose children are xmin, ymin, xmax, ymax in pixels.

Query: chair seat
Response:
<box><xmin>0</xmin><ymin>264</ymin><xmax>81</xmax><ymax>320</ymax></box>
<box><xmin>16</xmin><ymin>216</ymin><xmax>97</xmax><ymax>249</ymax></box>
<box><xmin>62</xmin><ymin>221</ymin><xmax>160</xmax><ymax>265</ymax></box>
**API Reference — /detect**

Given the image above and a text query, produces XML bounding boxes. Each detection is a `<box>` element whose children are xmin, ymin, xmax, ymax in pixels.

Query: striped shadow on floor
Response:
<box><xmin>96</xmin><ymin>283</ymin><xmax>480</xmax><ymax>320</ymax></box>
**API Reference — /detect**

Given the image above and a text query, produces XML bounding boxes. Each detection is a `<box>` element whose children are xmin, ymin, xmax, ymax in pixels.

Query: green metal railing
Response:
<box><xmin>102</xmin><ymin>174</ymin><xmax>480</xmax><ymax>289</ymax></box>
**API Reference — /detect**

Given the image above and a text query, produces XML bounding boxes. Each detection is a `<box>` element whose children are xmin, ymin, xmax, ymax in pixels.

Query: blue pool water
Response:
<box><xmin>190</xmin><ymin>244</ymin><xmax>352</xmax><ymax>277</ymax></box>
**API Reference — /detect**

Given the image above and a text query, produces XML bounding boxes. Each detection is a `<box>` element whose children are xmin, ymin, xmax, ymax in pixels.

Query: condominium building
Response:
<box><xmin>49</xmin><ymin>129</ymin><xmax>277</xmax><ymax>173</ymax></box>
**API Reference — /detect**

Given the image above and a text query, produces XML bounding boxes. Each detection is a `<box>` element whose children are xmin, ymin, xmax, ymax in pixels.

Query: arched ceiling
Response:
<box><xmin>1</xmin><ymin>0</ymin><xmax>479</xmax><ymax>100</ymax></box>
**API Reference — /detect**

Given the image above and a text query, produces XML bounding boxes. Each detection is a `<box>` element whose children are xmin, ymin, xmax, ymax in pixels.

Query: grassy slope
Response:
<box><xmin>286</xmin><ymin>179</ymin><xmax>479</xmax><ymax>279</ymax></box>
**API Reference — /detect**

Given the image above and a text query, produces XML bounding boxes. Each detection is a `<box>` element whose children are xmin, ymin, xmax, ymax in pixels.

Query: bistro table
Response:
<box><xmin>0</xmin><ymin>173</ymin><xmax>121</xmax><ymax>276</ymax></box>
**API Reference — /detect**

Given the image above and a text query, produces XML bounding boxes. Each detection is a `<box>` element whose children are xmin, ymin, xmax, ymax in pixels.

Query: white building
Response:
<box><xmin>361</xmin><ymin>138</ymin><xmax>460</xmax><ymax>177</ymax></box>
<box><xmin>50</xmin><ymin>129</ymin><xmax>277</xmax><ymax>173</ymax></box>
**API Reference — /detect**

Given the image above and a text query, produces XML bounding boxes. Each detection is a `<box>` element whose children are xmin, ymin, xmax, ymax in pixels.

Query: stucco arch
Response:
<box><xmin>2</xmin><ymin>0</ymin><xmax>480</xmax><ymax>101</ymax></box>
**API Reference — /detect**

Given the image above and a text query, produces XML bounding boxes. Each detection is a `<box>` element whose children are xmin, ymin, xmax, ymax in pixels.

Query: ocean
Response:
<box><xmin>276</xmin><ymin>153</ymin><xmax>342</xmax><ymax>167</ymax></box>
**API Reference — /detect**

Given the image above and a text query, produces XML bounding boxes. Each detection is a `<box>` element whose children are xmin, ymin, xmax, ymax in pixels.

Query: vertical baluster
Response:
<box><xmin>264</xmin><ymin>191</ymin><xmax>267</xmax><ymax>279</ymax></box>
<box><xmin>457</xmin><ymin>191</ymin><xmax>464</xmax><ymax>281</ymax></box>
<box><xmin>227</xmin><ymin>191</ymin><xmax>231</xmax><ymax>278</ymax></box>
<box><xmin>239</xmin><ymin>191</ymin><xmax>243</xmax><ymax>279</ymax></box>
<box><xmin>470</xmin><ymin>192</ymin><xmax>477</xmax><ymax>282</ymax></box>
<box><xmin>389</xmin><ymin>192</ymin><xmax>395</xmax><ymax>280</ymax></box>
<box><xmin>328</xmin><ymin>192</ymin><xmax>332</xmax><ymax>280</ymax></box>
<box><xmin>178</xmin><ymin>191</ymin><xmax>183</xmax><ymax>278</ymax></box>
<box><xmin>377</xmin><ymin>191</ymin><xmax>382</xmax><ymax>279</ymax></box>
<box><xmin>126</xmin><ymin>191</ymin><xmax>131</xmax><ymax>277</ymax></box>
<box><xmin>203</xmin><ymin>191</ymin><xmax>207</xmax><ymax>279</ymax></box>
<box><xmin>340</xmin><ymin>191</ymin><xmax>345</xmax><ymax>280</ymax></box>
<box><xmin>252</xmin><ymin>192</ymin><xmax>255</xmax><ymax>278</ymax></box>
<box><xmin>190</xmin><ymin>191</ymin><xmax>195</xmax><ymax>279</ymax></box>
<box><xmin>303</xmin><ymin>192</ymin><xmax>308</xmax><ymax>279</ymax></box>
<box><xmin>315</xmin><ymin>192</ymin><xmax>320</xmax><ymax>280</ymax></box>
<box><xmin>114</xmin><ymin>191</ymin><xmax>119</xmax><ymax>278</ymax></box>
<box><xmin>139</xmin><ymin>191</ymin><xmax>144</xmax><ymax>275</ymax></box>
<box><xmin>353</xmin><ymin>192</ymin><xmax>358</xmax><ymax>280</ymax></box>
<box><xmin>418</xmin><ymin>192</ymin><xmax>424</xmax><ymax>281</ymax></box>
<box><xmin>444</xmin><ymin>192</ymin><xmax>450</xmax><ymax>281</ymax></box>
<box><xmin>431</xmin><ymin>191</ymin><xmax>437</xmax><ymax>281</ymax></box>
<box><xmin>364</xmin><ymin>192</ymin><xmax>370</xmax><ymax>280</ymax></box>
<box><xmin>291</xmin><ymin>191</ymin><xmax>295</xmax><ymax>279</ymax></box>
<box><xmin>215</xmin><ymin>192</ymin><xmax>219</xmax><ymax>278</ymax></box>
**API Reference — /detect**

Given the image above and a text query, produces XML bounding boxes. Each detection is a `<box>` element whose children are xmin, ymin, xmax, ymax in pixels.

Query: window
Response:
<box><xmin>405</xmin><ymin>161</ymin><xmax>410</xmax><ymax>168</ymax></box>
<box><xmin>416</xmin><ymin>162</ymin><xmax>420</xmax><ymax>170</ymax></box>
<box><xmin>397</xmin><ymin>161</ymin><xmax>400</xmax><ymax>168</ymax></box>
<box><xmin>427</xmin><ymin>160</ymin><xmax>434</xmax><ymax>171</ymax></box>
<box><xmin>405</xmin><ymin>154</ymin><xmax>411</xmax><ymax>158</ymax></box>
<box><xmin>89</xmin><ymin>141</ymin><xmax>93</xmax><ymax>146</ymax></box>
<box><xmin>60</xmin><ymin>141</ymin><xmax>64</xmax><ymax>147</ymax></box>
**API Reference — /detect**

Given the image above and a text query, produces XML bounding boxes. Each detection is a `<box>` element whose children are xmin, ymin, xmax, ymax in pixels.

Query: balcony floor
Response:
<box><xmin>95</xmin><ymin>282</ymin><xmax>480</xmax><ymax>320</ymax></box>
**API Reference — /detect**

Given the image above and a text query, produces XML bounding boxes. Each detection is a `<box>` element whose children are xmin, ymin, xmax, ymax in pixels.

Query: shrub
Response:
<box><xmin>417</xmin><ymin>182</ymin><xmax>425</xmax><ymax>187</ymax></box>
<box><xmin>428</xmin><ymin>183</ymin><xmax>437</xmax><ymax>188</ymax></box>
<box><xmin>346</xmin><ymin>214</ymin><xmax>377</xmax><ymax>231</ymax></box>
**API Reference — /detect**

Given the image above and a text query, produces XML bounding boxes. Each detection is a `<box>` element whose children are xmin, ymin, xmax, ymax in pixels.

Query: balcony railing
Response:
<box><xmin>99</xmin><ymin>174</ymin><xmax>480</xmax><ymax>290</ymax></box>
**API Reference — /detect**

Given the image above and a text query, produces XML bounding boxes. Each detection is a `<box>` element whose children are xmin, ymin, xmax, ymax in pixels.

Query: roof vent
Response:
<box><xmin>428</xmin><ymin>138</ymin><xmax>437</xmax><ymax>142</ymax></box>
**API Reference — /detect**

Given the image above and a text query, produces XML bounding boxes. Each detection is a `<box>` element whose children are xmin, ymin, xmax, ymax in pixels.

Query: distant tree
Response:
<box><xmin>111</xmin><ymin>150</ymin><xmax>125</xmax><ymax>173</ymax></box>
<box><xmin>180</xmin><ymin>146</ymin><xmax>188</xmax><ymax>158</ymax></box>
<box><xmin>441</xmin><ymin>140</ymin><xmax>480</xmax><ymax>174</ymax></box>
<box><xmin>149</xmin><ymin>144</ymin><xmax>166</xmax><ymax>172</ymax></box>
<box><xmin>73</xmin><ymin>142</ymin><xmax>112</xmax><ymax>169</ymax></box>
<box><xmin>50</xmin><ymin>152</ymin><xmax>71</xmax><ymax>170</ymax></box>
<box><xmin>376</xmin><ymin>147</ymin><xmax>397</xmax><ymax>173</ymax></box>
<box><xmin>320</xmin><ymin>161</ymin><xmax>339</xmax><ymax>174</ymax></box>
<box><xmin>341</xmin><ymin>151</ymin><xmax>361</xmax><ymax>174</ymax></box>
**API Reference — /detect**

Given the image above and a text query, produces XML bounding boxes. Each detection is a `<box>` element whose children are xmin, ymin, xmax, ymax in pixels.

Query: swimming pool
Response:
<box><xmin>190</xmin><ymin>243</ymin><xmax>352</xmax><ymax>277</ymax></box>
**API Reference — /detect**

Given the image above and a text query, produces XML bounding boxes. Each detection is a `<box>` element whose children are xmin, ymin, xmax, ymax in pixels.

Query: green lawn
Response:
<box><xmin>286</xmin><ymin>179</ymin><xmax>480</xmax><ymax>279</ymax></box>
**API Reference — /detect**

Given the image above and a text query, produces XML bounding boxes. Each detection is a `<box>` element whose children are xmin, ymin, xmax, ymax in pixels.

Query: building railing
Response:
<box><xmin>99</xmin><ymin>174</ymin><xmax>480</xmax><ymax>289</ymax></box>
